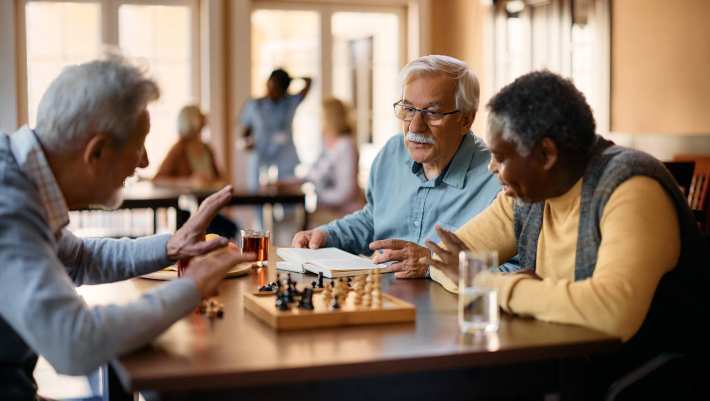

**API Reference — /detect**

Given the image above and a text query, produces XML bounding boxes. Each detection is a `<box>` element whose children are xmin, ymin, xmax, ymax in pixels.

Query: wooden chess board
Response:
<box><xmin>243</xmin><ymin>290</ymin><xmax>416</xmax><ymax>331</ymax></box>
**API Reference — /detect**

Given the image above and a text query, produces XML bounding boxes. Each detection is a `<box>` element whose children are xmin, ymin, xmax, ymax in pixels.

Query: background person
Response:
<box><xmin>240</xmin><ymin>68</ymin><xmax>313</xmax><ymax>190</ymax></box>
<box><xmin>280</xmin><ymin>97</ymin><xmax>364</xmax><ymax>226</ymax></box>
<box><xmin>154</xmin><ymin>104</ymin><xmax>238</xmax><ymax>239</ymax></box>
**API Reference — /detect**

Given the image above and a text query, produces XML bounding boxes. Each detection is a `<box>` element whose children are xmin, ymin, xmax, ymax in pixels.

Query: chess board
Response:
<box><xmin>243</xmin><ymin>290</ymin><xmax>416</xmax><ymax>331</ymax></box>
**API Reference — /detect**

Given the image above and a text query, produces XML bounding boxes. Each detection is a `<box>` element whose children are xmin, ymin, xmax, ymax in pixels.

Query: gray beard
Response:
<box><xmin>406</xmin><ymin>131</ymin><xmax>435</xmax><ymax>145</ymax></box>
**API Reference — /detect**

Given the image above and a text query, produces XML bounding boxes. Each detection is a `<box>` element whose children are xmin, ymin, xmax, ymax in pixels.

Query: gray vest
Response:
<box><xmin>513</xmin><ymin>136</ymin><xmax>708</xmax><ymax>351</ymax></box>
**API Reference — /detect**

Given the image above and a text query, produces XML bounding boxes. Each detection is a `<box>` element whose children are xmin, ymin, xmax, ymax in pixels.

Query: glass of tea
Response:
<box><xmin>240</xmin><ymin>229</ymin><xmax>270</xmax><ymax>267</ymax></box>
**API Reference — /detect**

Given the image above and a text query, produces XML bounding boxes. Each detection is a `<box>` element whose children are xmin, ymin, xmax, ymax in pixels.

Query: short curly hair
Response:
<box><xmin>487</xmin><ymin>70</ymin><xmax>596</xmax><ymax>157</ymax></box>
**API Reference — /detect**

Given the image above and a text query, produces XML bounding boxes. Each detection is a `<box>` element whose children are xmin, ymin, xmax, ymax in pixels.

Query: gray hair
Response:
<box><xmin>35</xmin><ymin>54</ymin><xmax>160</xmax><ymax>153</ymax></box>
<box><xmin>487</xmin><ymin>111</ymin><xmax>531</xmax><ymax>156</ymax></box>
<box><xmin>399</xmin><ymin>55</ymin><xmax>480</xmax><ymax>115</ymax></box>
<box><xmin>177</xmin><ymin>105</ymin><xmax>204</xmax><ymax>139</ymax></box>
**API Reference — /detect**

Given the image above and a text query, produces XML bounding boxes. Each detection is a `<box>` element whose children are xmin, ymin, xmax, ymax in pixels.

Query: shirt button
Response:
<box><xmin>413</xmin><ymin>221</ymin><xmax>419</xmax><ymax>227</ymax></box>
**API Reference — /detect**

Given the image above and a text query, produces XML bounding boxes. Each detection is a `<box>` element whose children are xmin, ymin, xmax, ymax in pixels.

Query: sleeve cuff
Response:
<box><xmin>430</xmin><ymin>266</ymin><xmax>458</xmax><ymax>294</ymax></box>
<box><xmin>474</xmin><ymin>272</ymin><xmax>530</xmax><ymax>313</ymax></box>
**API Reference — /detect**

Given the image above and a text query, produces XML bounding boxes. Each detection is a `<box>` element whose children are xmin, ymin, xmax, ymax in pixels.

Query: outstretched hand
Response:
<box><xmin>167</xmin><ymin>186</ymin><xmax>233</xmax><ymax>261</ymax></box>
<box><xmin>424</xmin><ymin>225</ymin><xmax>469</xmax><ymax>282</ymax></box>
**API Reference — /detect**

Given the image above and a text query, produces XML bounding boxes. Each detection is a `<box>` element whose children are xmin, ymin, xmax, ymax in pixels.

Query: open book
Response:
<box><xmin>276</xmin><ymin>247</ymin><xmax>392</xmax><ymax>278</ymax></box>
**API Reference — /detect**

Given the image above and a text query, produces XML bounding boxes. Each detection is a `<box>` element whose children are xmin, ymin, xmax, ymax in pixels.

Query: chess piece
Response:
<box><xmin>351</xmin><ymin>275</ymin><xmax>365</xmax><ymax>306</ymax></box>
<box><xmin>332</xmin><ymin>295</ymin><xmax>340</xmax><ymax>309</ymax></box>
<box><xmin>317</xmin><ymin>272</ymin><xmax>324</xmax><ymax>288</ymax></box>
<box><xmin>276</xmin><ymin>292</ymin><xmax>290</xmax><ymax>311</ymax></box>
<box><xmin>299</xmin><ymin>288</ymin><xmax>315</xmax><ymax>310</ymax></box>
<box><xmin>322</xmin><ymin>282</ymin><xmax>334</xmax><ymax>306</ymax></box>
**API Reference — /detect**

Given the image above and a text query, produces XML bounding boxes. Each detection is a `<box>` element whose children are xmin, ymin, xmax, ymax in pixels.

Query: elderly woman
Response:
<box><xmin>427</xmin><ymin>71</ymin><xmax>707</xmax><ymax>397</ymax></box>
<box><xmin>154</xmin><ymin>105</ymin><xmax>224</xmax><ymax>185</ymax></box>
<box><xmin>154</xmin><ymin>105</ymin><xmax>237</xmax><ymax>238</ymax></box>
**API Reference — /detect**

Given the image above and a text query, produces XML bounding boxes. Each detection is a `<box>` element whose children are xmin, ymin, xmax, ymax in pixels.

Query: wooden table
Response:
<box><xmin>80</xmin><ymin>255</ymin><xmax>621</xmax><ymax>401</ymax></box>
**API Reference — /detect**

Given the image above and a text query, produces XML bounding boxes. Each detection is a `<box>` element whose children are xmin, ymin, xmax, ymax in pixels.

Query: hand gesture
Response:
<box><xmin>369</xmin><ymin>239</ymin><xmax>430</xmax><ymax>279</ymax></box>
<box><xmin>291</xmin><ymin>229</ymin><xmax>328</xmax><ymax>249</ymax></box>
<box><xmin>424</xmin><ymin>225</ymin><xmax>469</xmax><ymax>282</ymax></box>
<box><xmin>167</xmin><ymin>186</ymin><xmax>233</xmax><ymax>261</ymax></box>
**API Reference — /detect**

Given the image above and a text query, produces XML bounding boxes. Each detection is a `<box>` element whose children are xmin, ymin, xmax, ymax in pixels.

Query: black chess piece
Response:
<box><xmin>276</xmin><ymin>293</ymin><xmax>290</xmax><ymax>311</ymax></box>
<box><xmin>347</xmin><ymin>277</ymin><xmax>353</xmax><ymax>288</ymax></box>
<box><xmin>317</xmin><ymin>272</ymin><xmax>324</xmax><ymax>288</ymax></box>
<box><xmin>311</xmin><ymin>280</ymin><xmax>317</xmax><ymax>289</ymax></box>
<box><xmin>332</xmin><ymin>295</ymin><xmax>340</xmax><ymax>309</ymax></box>
<box><xmin>298</xmin><ymin>288</ymin><xmax>314</xmax><ymax>310</ymax></box>
<box><xmin>258</xmin><ymin>283</ymin><xmax>273</xmax><ymax>292</ymax></box>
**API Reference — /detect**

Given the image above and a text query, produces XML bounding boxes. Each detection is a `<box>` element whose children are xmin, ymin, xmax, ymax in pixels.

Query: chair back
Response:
<box><xmin>673</xmin><ymin>154</ymin><xmax>710</xmax><ymax>233</ymax></box>
<box><xmin>663</xmin><ymin>161</ymin><xmax>695</xmax><ymax>198</ymax></box>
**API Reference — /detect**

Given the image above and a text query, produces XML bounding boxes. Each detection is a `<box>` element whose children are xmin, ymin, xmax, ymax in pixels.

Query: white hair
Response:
<box><xmin>177</xmin><ymin>105</ymin><xmax>204</xmax><ymax>139</ymax></box>
<box><xmin>35</xmin><ymin>53</ymin><xmax>160</xmax><ymax>153</ymax></box>
<box><xmin>487</xmin><ymin>111</ymin><xmax>531</xmax><ymax>156</ymax></box>
<box><xmin>399</xmin><ymin>54</ymin><xmax>480</xmax><ymax>115</ymax></box>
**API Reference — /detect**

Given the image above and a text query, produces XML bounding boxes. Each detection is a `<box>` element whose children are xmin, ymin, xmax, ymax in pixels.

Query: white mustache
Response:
<box><xmin>406</xmin><ymin>132</ymin><xmax>435</xmax><ymax>144</ymax></box>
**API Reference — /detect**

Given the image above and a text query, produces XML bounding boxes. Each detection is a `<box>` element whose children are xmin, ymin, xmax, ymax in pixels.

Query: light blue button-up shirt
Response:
<box><xmin>323</xmin><ymin>132</ymin><xmax>501</xmax><ymax>255</ymax></box>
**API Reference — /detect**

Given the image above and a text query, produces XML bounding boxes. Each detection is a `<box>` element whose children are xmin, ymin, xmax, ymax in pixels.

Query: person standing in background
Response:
<box><xmin>240</xmin><ymin>68</ymin><xmax>312</xmax><ymax>191</ymax></box>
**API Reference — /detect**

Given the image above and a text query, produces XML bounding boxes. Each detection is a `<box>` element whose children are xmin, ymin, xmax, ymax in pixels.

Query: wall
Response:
<box><xmin>611</xmin><ymin>0</ymin><xmax>710</xmax><ymax>134</ymax></box>
<box><xmin>430</xmin><ymin>0</ymin><xmax>710</xmax><ymax>138</ymax></box>
<box><xmin>429</xmin><ymin>0</ymin><xmax>490</xmax><ymax>136</ymax></box>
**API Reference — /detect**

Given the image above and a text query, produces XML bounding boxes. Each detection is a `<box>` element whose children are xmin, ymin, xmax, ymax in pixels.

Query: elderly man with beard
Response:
<box><xmin>428</xmin><ymin>71</ymin><xmax>708</xmax><ymax>399</ymax></box>
<box><xmin>0</xmin><ymin>55</ymin><xmax>254</xmax><ymax>400</ymax></box>
<box><xmin>292</xmin><ymin>55</ymin><xmax>504</xmax><ymax>278</ymax></box>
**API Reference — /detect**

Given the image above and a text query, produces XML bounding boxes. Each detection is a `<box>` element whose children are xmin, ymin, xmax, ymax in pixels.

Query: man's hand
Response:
<box><xmin>167</xmin><ymin>186</ymin><xmax>233</xmax><ymax>261</ymax></box>
<box><xmin>291</xmin><ymin>229</ymin><xmax>328</xmax><ymax>249</ymax></box>
<box><xmin>183</xmin><ymin>247</ymin><xmax>256</xmax><ymax>298</ymax></box>
<box><xmin>424</xmin><ymin>225</ymin><xmax>469</xmax><ymax>282</ymax></box>
<box><xmin>369</xmin><ymin>239</ymin><xmax>430</xmax><ymax>279</ymax></box>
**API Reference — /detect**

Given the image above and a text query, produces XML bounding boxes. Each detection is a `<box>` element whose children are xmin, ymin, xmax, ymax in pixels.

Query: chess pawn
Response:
<box><xmin>371</xmin><ymin>289</ymin><xmax>382</xmax><ymax>308</ymax></box>
<box><xmin>322</xmin><ymin>282</ymin><xmax>334</xmax><ymax>306</ymax></box>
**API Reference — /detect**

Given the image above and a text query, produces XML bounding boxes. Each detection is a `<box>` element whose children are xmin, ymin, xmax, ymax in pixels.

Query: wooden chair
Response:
<box><xmin>673</xmin><ymin>154</ymin><xmax>710</xmax><ymax>233</ymax></box>
<box><xmin>663</xmin><ymin>161</ymin><xmax>695</xmax><ymax>198</ymax></box>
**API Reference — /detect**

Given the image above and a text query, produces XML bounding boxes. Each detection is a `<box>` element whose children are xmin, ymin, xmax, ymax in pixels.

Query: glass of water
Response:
<box><xmin>458</xmin><ymin>250</ymin><xmax>500</xmax><ymax>333</ymax></box>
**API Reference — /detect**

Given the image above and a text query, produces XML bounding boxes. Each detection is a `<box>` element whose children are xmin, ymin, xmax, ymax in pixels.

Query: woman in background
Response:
<box><xmin>280</xmin><ymin>98</ymin><xmax>363</xmax><ymax>226</ymax></box>
<box><xmin>154</xmin><ymin>105</ymin><xmax>224</xmax><ymax>185</ymax></box>
<box><xmin>154</xmin><ymin>105</ymin><xmax>237</xmax><ymax>238</ymax></box>
<box><xmin>307</xmin><ymin>98</ymin><xmax>363</xmax><ymax>216</ymax></box>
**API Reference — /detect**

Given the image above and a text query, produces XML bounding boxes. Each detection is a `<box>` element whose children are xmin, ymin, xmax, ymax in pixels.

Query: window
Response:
<box><xmin>23</xmin><ymin>0</ymin><xmax>199</xmax><ymax>177</ymax></box>
<box><xmin>489</xmin><ymin>0</ymin><xmax>610</xmax><ymax>132</ymax></box>
<box><xmin>250</xmin><ymin>3</ymin><xmax>406</xmax><ymax>168</ymax></box>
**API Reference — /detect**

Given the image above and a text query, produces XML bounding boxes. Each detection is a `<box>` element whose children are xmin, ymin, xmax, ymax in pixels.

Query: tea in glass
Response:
<box><xmin>240</xmin><ymin>229</ymin><xmax>270</xmax><ymax>267</ymax></box>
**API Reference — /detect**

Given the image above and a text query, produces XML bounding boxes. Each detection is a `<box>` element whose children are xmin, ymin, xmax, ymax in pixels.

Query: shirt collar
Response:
<box><xmin>9</xmin><ymin>126</ymin><xmax>70</xmax><ymax>237</ymax></box>
<box><xmin>407</xmin><ymin>132</ymin><xmax>477</xmax><ymax>189</ymax></box>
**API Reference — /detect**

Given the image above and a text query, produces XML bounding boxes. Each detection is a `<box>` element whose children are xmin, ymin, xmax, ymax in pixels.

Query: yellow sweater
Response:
<box><xmin>431</xmin><ymin>176</ymin><xmax>680</xmax><ymax>341</ymax></box>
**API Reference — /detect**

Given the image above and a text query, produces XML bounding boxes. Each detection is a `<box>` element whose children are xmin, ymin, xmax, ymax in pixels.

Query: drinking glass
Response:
<box><xmin>458</xmin><ymin>250</ymin><xmax>499</xmax><ymax>333</ymax></box>
<box><xmin>240</xmin><ymin>229</ymin><xmax>270</xmax><ymax>267</ymax></box>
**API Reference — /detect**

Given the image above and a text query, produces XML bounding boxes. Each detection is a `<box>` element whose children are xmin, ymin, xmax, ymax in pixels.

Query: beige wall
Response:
<box><xmin>430</xmin><ymin>0</ymin><xmax>710</xmax><ymax>136</ymax></box>
<box><xmin>429</xmin><ymin>0</ymin><xmax>490</xmax><ymax>136</ymax></box>
<box><xmin>612</xmin><ymin>0</ymin><xmax>710</xmax><ymax>134</ymax></box>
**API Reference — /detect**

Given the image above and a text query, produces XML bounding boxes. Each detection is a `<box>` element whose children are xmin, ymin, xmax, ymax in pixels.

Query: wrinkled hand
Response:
<box><xmin>183</xmin><ymin>247</ymin><xmax>256</xmax><ymax>298</ymax></box>
<box><xmin>369</xmin><ymin>239</ymin><xmax>430</xmax><ymax>279</ymax></box>
<box><xmin>291</xmin><ymin>228</ymin><xmax>328</xmax><ymax>249</ymax></box>
<box><xmin>167</xmin><ymin>186</ymin><xmax>233</xmax><ymax>261</ymax></box>
<box><xmin>424</xmin><ymin>225</ymin><xmax>469</xmax><ymax>282</ymax></box>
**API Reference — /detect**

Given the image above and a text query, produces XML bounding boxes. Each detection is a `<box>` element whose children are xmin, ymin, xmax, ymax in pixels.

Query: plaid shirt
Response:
<box><xmin>8</xmin><ymin>126</ymin><xmax>69</xmax><ymax>238</ymax></box>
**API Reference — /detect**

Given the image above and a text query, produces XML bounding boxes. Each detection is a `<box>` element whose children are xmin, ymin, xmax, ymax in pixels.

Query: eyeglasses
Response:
<box><xmin>393</xmin><ymin>101</ymin><xmax>461</xmax><ymax>126</ymax></box>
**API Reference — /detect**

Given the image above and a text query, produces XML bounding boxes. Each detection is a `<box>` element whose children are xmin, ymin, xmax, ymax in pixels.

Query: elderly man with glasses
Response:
<box><xmin>291</xmin><ymin>55</ymin><xmax>503</xmax><ymax>278</ymax></box>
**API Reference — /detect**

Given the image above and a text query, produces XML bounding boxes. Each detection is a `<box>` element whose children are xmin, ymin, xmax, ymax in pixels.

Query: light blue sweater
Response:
<box><xmin>0</xmin><ymin>131</ymin><xmax>201</xmax><ymax>400</ymax></box>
